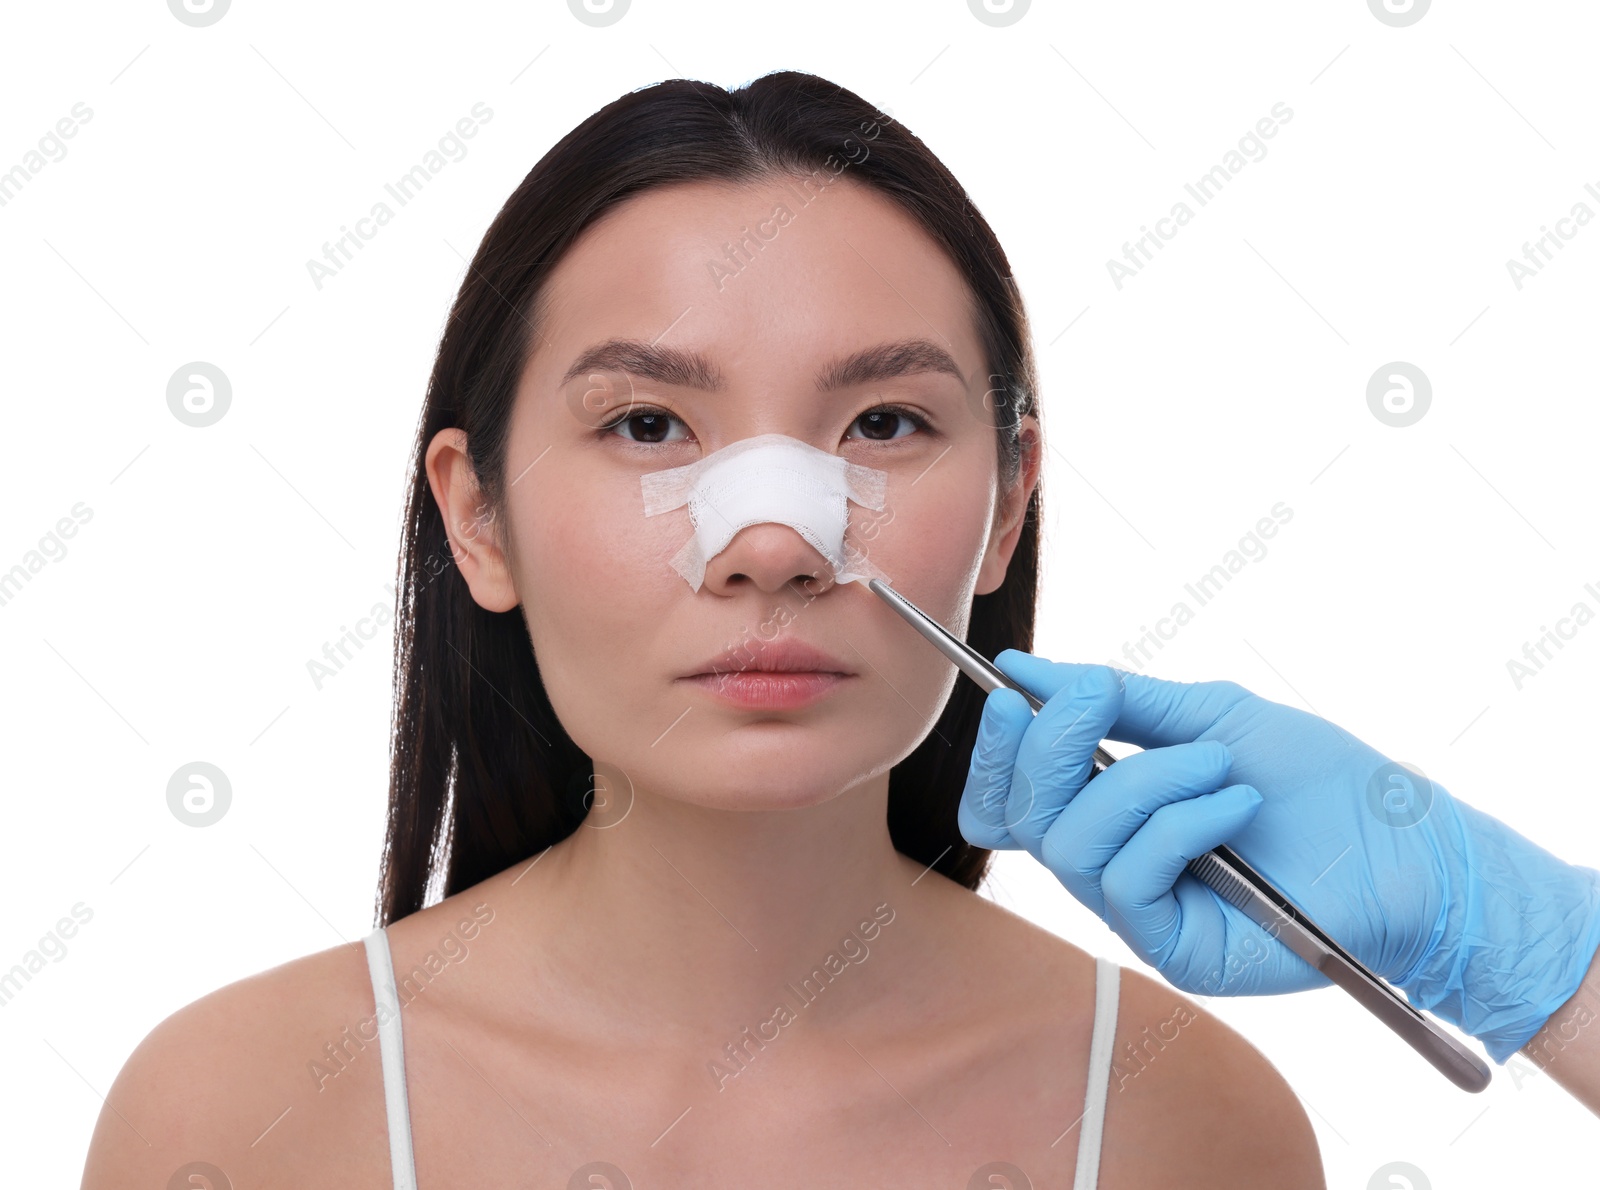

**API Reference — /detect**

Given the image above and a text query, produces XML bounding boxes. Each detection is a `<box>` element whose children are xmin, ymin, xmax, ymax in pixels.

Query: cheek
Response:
<box><xmin>840</xmin><ymin>465</ymin><xmax>995</xmax><ymax>727</ymax></box>
<box><xmin>850</xmin><ymin>467</ymin><xmax>993</xmax><ymax>620</ymax></box>
<box><xmin>514</xmin><ymin>474</ymin><xmax>690</xmax><ymax>731</ymax></box>
<box><xmin>533</xmin><ymin>477</ymin><xmax>685</xmax><ymax>599</ymax></box>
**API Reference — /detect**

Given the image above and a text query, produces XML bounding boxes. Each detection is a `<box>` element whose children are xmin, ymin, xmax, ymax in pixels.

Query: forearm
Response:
<box><xmin>1519</xmin><ymin>938</ymin><xmax>1600</xmax><ymax>1115</ymax></box>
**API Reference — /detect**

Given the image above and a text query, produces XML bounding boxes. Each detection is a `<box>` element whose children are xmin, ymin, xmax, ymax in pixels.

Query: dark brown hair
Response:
<box><xmin>377</xmin><ymin>70</ymin><xmax>1043</xmax><ymax>927</ymax></box>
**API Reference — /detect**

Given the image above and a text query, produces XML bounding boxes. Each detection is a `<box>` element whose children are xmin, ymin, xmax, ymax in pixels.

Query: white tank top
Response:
<box><xmin>362</xmin><ymin>927</ymin><xmax>1120</xmax><ymax>1189</ymax></box>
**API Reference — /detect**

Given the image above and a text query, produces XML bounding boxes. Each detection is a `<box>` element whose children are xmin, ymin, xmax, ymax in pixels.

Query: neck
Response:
<box><xmin>501</xmin><ymin>765</ymin><xmax>931</xmax><ymax>1049</ymax></box>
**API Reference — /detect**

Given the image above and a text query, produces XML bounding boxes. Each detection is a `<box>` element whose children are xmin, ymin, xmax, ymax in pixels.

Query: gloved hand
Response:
<box><xmin>958</xmin><ymin>651</ymin><xmax>1600</xmax><ymax>1063</ymax></box>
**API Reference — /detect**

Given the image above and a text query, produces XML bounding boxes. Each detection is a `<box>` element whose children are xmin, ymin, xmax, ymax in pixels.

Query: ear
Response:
<box><xmin>423</xmin><ymin>428</ymin><xmax>520</xmax><ymax>613</ymax></box>
<box><xmin>974</xmin><ymin>414</ymin><xmax>1041</xmax><ymax>597</ymax></box>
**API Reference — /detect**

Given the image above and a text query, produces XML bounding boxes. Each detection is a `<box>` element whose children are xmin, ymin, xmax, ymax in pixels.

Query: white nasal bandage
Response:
<box><xmin>639</xmin><ymin>433</ymin><xmax>890</xmax><ymax>592</ymax></box>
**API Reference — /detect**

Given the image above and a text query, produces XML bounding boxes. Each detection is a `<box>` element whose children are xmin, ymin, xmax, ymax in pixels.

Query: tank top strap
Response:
<box><xmin>1072</xmin><ymin>955</ymin><xmax>1121</xmax><ymax>1190</ymax></box>
<box><xmin>363</xmin><ymin>927</ymin><xmax>419</xmax><ymax>1190</ymax></box>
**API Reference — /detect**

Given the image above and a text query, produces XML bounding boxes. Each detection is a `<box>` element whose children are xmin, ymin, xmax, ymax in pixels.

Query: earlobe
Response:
<box><xmin>424</xmin><ymin>428</ymin><xmax>520</xmax><ymax>613</ymax></box>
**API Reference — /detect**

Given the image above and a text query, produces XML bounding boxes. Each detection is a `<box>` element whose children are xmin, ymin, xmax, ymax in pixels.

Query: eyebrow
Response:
<box><xmin>558</xmin><ymin>336</ymin><xmax>966</xmax><ymax>394</ymax></box>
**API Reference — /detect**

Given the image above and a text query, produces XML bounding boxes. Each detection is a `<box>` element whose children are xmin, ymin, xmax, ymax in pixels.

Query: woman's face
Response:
<box><xmin>431</xmin><ymin>174</ymin><xmax>1039</xmax><ymax>812</ymax></box>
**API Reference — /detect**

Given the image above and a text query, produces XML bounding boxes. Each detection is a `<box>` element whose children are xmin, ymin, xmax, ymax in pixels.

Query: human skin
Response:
<box><xmin>1520</xmin><ymin>939</ymin><xmax>1600</xmax><ymax>1114</ymax></box>
<box><xmin>424</xmin><ymin>172</ymin><xmax>1035</xmax><ymax>1042</ymax></box>
<box><xmin>79</xmin><ymin>175</ymin><xmax>1323</xmax><ymax>1187</ymax></box>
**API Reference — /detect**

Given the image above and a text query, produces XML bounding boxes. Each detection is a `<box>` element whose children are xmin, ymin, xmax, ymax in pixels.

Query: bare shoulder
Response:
<box><xmin>1099</xmin><ymin>964</ymin><xmax>1325</xmax><ymax>1189</ymax></box>
<box><xmin>916</xmin><ymin>872</ymin><xmax>1322</xmax><ymax>1188</ymax></box>
<box><xmin>79</xmin><ymin>933</ymin><xmax>391</xmax><ymax>1190</ymax></box>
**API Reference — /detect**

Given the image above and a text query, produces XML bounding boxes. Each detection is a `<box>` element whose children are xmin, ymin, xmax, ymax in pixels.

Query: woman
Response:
<box><xmin>81</xmin><ymin>71</ymin><xmax>1323</xmax><ymax>1188</ymax></box>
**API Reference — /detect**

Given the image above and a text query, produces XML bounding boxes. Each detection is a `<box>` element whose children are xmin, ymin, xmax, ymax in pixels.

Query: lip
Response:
<box><xmin>683</xmin><ymin>639</ymin><xmax>856</xmax><ymax>679</ymax></box>
<box><xmin>680</xmin><ymin>639</ymin><xmax>857</xmax><ymax>711</ymax></box>
<box><xmin>683</xmin><ymin>671</ymin><xmax>852</xmax><ymax>711</ymax></box>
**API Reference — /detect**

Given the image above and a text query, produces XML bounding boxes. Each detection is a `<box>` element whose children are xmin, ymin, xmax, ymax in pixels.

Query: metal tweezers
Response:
<box><xmin>868</xmin><ymin>577</ymin><xmax>1492</xmax><ymax>1092</ymax></box>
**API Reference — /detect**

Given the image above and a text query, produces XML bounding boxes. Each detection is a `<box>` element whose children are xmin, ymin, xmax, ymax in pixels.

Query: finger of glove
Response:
<box><xmin>1099</xmin><ymin>783</ymin><xmax>1264</xmax><ymax>973</ymax></box>
<box><xmin>958</xmin><ymin>687</ymin><xmax>1034</xmax><ymax>849</ymax></box>
<box><xmin>993</xmin><ymin>650</ymin><xmax>1127</xmax><ymax>705</ymax></box>
<box><xmin>1166</xmin><ymin>876</ymin><xmax>1333</xmax><ymax>996</ymax></box>
<box><xmin>1107</xmin><ymin>671</ymin><xmax>1252</xmax><ymax>750</ymax></box>
<box><xmin>1001</xmin><ymin>663</ymin><xmax>1126</xmax><ymax>859</ymax></box>
<box><xmin>1145</xmin><ymin>873</ymin><xmax>1329</xmax><ymax>996</ymax></box>
<box><xmin>1037</xmin><ymin>739</ymin><xmax>1234</xmax><ymax>919</ymax></box>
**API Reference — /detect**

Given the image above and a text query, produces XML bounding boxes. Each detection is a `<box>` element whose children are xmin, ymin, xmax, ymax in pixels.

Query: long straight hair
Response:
<box><xmin>377</xmin><ymin>71</ymin><xmax>1043</xmax><ymax>926</ymax></box>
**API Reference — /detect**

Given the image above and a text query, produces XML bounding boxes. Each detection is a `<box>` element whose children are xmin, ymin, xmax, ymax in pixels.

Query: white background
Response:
<box><xmin>3</xmin><ymin>1</ymin><xmax>1597</xmax><ymax>1184</ymax></box>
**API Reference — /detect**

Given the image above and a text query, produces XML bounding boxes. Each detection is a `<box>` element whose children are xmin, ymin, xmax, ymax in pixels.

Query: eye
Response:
<box><xmin>846</xmin><ymin>404</ymin><xmax>934</xmax><ymax>443</ymax></box>
<box><xmin>599</xmin><ymin>405</ymin><xmax>691</xmax><ymax>445</ymax></box>
<box><xmin>598</xmin><ymin>402</ymin><xmax>935</xmax><ymax>447</ymax></box>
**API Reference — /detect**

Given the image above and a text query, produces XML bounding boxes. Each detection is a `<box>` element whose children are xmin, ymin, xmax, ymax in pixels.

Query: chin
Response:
<box><xmin>657</xmin><ymin>753</ymin><xmax>882</xmax><ymax>813</ymax></box>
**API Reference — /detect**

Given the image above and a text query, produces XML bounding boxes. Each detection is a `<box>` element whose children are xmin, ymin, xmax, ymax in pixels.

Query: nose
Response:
<box><xmin>698</xmin><ymin>522</ymin><xmax>838</xmax><ymax>596</ymax></box>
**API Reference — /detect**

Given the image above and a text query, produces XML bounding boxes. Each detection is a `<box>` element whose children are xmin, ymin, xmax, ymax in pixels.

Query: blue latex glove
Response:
<box><xmin>959</xmin><ymin>651</ymin><xmax>1600</xmax><ymax>1063</ymax></box>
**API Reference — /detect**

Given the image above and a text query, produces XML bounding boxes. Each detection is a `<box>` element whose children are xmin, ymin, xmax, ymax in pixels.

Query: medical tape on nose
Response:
<box><xmin>639</xmin><ymin>432</ymin><xmax>890</xmax><ymax>592</ymax></box>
